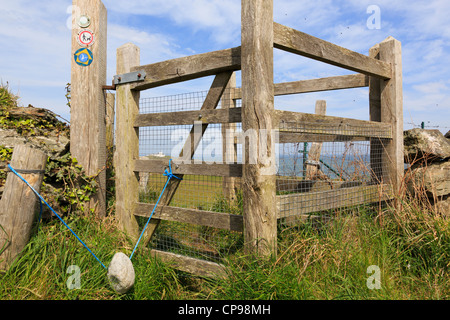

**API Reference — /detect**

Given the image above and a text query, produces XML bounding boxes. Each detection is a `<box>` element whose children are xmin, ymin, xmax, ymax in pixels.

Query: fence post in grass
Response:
<box><xmin>379</xmin><ymin>37</ymin><xmax>404</xmax><ymax>193</ymax></box>
<box><xmin>0</xmin><ymin>146</ymin><xmax>47</xmax><ymax>271</ymax></box>
<box><xmin>241</xmin><ymin>0</ymin><xmax>277</xmax><ymax>257</ymax></box>
<box><xmin>115</xmin><ymin>43</ymin><xmax>140</xmax><ymax>241</ymax></box>
<box><xmin>106</xmin><ymin>92</ymin><xmax>115</xmax><ymax>152</ymax></box>
<box><xmin>70</xmin><ymin>0</ymin><xmax>108</xmax><ymax>218</ymax></box>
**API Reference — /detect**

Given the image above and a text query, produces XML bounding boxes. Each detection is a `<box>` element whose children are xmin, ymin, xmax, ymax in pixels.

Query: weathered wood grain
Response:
<box><xmin>147</xmin><ymin>249</ymin><xmax>228</xmax><ymax>279</ymax></box>
<box><xmin>134</xmin><ymin>203</ymin><xmax>243</xmax><ymax>232</ymax></box>
<box><xmin>275</xmin><ymin>110</ymin><xmax>392</xmax><ymax>139</ymax></box>
<box><xmin>379</xmin><ymin>37</ymin><xmax>404</xmax><ymax>191</ymax></box>
<box><xmin>70</xmin><ymin>0</ymin><xmax>107</xmax><ymax>217</ymax></box>
<box><xmin>232</xmin><ymin>74</ymin><xmax>369</xmax><ymax>99</ymax></box>
<box><xmin>134</xmin><ymin>160</ymin><xmax>242</xmax><ymax>177</ymax></box>
<box><xmin>0</xmin><ymin>146</ymin><xmax>47</xmax><ymax>270</ymax></box>
<box><xmin>115</xmin><ymin>43</ymin><xmax>141</xmax><ymax>240</ymax></box>
<box><xmin>273</xmin><ymin>22</ymin><xmax>392</xmax><ymax>79</ymax></box>
<box><xmin>131</xmin><ymin>47</ymin><xmax>241</xmax><ymax>91</ymax></box>
<box><xmin>134</xmin><ymin>108</ymin><xmax>242</xmax><ymax>127</ymax></box>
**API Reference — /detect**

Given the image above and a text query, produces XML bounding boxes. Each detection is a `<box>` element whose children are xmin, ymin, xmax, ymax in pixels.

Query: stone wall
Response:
<box><xmin>0</xmin><ymin>105</ymin><xmax>70</xmax><ymax>199</ymax></box>
<box><xmin>404</xmin><ymin>129</ymin><xmax>450</xmax><ymax>217</ymax></box>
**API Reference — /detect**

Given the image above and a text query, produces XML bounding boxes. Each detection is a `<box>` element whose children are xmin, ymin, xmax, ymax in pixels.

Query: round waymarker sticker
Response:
<box><xmin>77</xmin><ymin>29</ymin><xmax>95</xmax><ymax>47</ymax></box>
<box><xmin>74</xmin><ymin>48</ymin><xmax>93</xmax><ymax>67</ymax></box>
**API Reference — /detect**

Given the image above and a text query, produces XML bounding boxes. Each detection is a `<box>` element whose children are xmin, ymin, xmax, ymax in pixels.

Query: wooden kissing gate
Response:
<box><xmin>109</xmin><ymin>1</ymin><xmax>403</xmax><ymax>278</ymax></box>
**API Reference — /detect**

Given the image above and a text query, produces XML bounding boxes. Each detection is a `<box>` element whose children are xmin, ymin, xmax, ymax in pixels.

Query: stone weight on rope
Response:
<box><xmin>107</xmin><ymin>252</ymin><xmax>135</xmax><ymax>294</ymax></box>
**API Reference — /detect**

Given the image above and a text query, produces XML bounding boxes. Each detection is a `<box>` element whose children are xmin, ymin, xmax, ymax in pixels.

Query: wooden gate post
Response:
<box><xmin>115</xmin><ymin>43</ymin><xmax>140</xmax><ymax>240</ymax></box>
<box><xmin>379</xmin><ymin>37</ymin><xmax>404</xmax><ymax>192</ymax></box>
<box><xmin>241</xmin><ymin>0</ymin><xmax>277</xmax><ymax>256</ymax></box>
<box><xmin>70</xmin><ymin>0</ymin><xmax>107</xmax><ymax>217</ymax></box>
<box><xmin>0</xmin><ymin>146</ymin><xmax>47</xmax><ymax>270</ymax></box>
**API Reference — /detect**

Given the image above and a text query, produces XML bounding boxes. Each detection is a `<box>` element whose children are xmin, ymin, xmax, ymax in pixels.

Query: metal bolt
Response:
<box><xmin>137</xmin><ymin>73</ymin><xmax>142</xmax><ymax>78</ymax></box>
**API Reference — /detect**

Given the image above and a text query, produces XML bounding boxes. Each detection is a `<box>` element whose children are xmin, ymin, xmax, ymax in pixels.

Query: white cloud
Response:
<box><xmin>0</xmin><ymin>0</ymin><xmax>449</xmax><ymax>132</ymax></box>
<box><xmin>104</xmin><ymin>0</ymin><xmax>241</xmax><ymax>45</ymax></box>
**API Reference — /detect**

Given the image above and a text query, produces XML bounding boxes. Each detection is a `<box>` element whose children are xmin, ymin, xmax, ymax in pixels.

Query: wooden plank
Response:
<box><xmin>279</xmin><ymin>132</ymin><xmax>371</xmax><ymax>143</ymax></box>
<box><xmin>275</xmin><ymin>110</ymin><xmax>392</xmax><ymax>139</ymax></box>
<box><xmin>134</xmin><ymin>159</ymin><xmax>243</xmax><ymax>177</ymax></box>
<box><xmin>115</xmin><ymin>43</ymin><xmax>141</xmax><ymax>240</ymax></box>
<box><xmin>134</xmin><ymin>108</ymin><xmax>242</xmax><ymax>127</ymax></box>
<box><xmin>70</xmin><ymin>0</ymin><xmax>107</xmax><ymax>217</ymax></box>
<box><xmin>241</xmin><ymin>0</ymin><xmax>277</xmax><ymax>256</ymax></box>
<box><xmin>273</xmin><ymin>22</ymin><xmax>392</xmax><ymax>80</ymax></box>
<box><xmin>0</xmin><ymin>146</ymin><xmax>47</xmax><ymax>270</ymax></box>
<box><xmin>179</xmin><ymin>72</ymin><xmax>234</xmax><ymax>160</ymax></box>
<box><xmin>276</xmin><ymin>184</ymin><xmax>393</xmax><ymax>218</ymax></box>
<box><xmin>134</xmin><ymin>203</ymin><xmax>243</xmax><ymax>232</ymax></box>
<box><xmin>131</xmin><ymin>47</ymin><xmax>241</xmax><ymax>91</ymax></box>
<box><xmin>379</xmin><ymin>37</ymin><xmax>404</xmax><ymax>191</ymax></box>
<box><xmin>140</xmin><ymin>72</ymin><xmax>234</xmax><ymax>247</ymax></box>
<box><xmin>147</xmin><ymin>249</ymin><xmax>228</xmax><ymax>279</ymax></box>
<box><xmin>232</xmin><ymin>74</ymin><xmax>369</xmax><ymax>99</ymax></box>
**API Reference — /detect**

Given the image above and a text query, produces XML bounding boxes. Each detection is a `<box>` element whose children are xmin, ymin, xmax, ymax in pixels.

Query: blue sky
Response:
<box><xmin>1</xmin><ymin>0</ymin><xmax>449</xmax><ymax>134</ymax></box>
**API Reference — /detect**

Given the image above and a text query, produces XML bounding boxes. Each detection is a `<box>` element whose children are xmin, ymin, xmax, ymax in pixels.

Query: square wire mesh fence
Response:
<box><xmin>136</xmin><ymin>88</ymin><xmax>392</xmax><ymax>262</ymax></box>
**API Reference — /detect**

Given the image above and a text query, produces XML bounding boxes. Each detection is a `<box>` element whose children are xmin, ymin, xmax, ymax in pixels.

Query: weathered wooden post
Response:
<box><xmin>106</xmin><ymin>92</ymin><xmax>115</xmax><ymax>151</ymax></box>
<box><xmin>241</xmin><ymin>0</ymin><xmax>277</xmax><ymax>256</ymax></box>
<box><xmin>70</xmin><ymin>0</ymin><xmax>108</xmax><ymax>217</ymax></box>
<box><xmin>115</xmin><ymin>43</ymin><xmax>140</xmax><ymax>240</ymax></box>
<box><xmin>0</xmin><ymin>146</ymin><xmax>47</xmax><ymax>270</ymax></box>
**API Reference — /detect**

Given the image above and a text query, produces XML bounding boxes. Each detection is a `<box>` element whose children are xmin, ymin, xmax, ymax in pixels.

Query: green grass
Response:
<box><xmin>1</xmin><ymin>195</ymin><xmax>449</xmax><ymax>300</ymax></box>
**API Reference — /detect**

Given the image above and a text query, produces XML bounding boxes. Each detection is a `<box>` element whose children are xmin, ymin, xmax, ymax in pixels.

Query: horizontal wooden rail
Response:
<box><xmin>275</xmin><ymin>110</ymin><xmax>392</xmax><ymax>139</ymax></box>
<box><xmin>145</xmin><ymin>248</ymin><xmax>228</xmax><ymax>279</ymax></box>
<box><xmin>232</xmin><ymin>74</ymin><xmax>369</xmax><ymax>99</ymax></box>
<box><xmin>134</xmin><ymin>159</ymin><xmax>243</xmax><ymax>177</ymax></box>
<box><xmin>273</xmin><ymin>22</ymin><xmax>392</xmax><ymax>79</ymax></box>
<box><xmin>279</xmin><ymin>132</ymin><xmax>375</xmax><ymax>143</ymax></box>
<box><xmin>277</xmin><ymin>184</ymin><xmax>393</xmax><ymax>218</ymax></box>
<box><xmin>134</xmin><ymin>203</ymin><xmax>243</xmax><ymax>232</ymax></box>
<box><xmin>131</xmin><ymin>47</ymin><xmax>241</xmax><ymax>91</ymax></box>
<box><xmin>135</xmin><ymin>108</ymin><xmax>242</xmax><ymax>127</ymax></box>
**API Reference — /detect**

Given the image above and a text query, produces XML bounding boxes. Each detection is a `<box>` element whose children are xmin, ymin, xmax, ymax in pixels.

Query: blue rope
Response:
<box><xmin>8</xmin><ymin>164</ymin><xmax>107</xmax><ymax>270</ymax></box>
<box><xmin>129</xmin><ymin>159</ymin><xmax>182</xmax><ymax>260</ymax></box>
<box><xmin>9</xmin><ymin>159</ymin><xmax>181</xmax><ymax>267</ymax></box>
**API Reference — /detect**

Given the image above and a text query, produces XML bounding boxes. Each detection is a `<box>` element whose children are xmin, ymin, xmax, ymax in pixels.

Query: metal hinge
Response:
<box><xmin>103</xmin><ymin>71</ymin><xmax>147</xmax><ymax>91</ymax></box>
